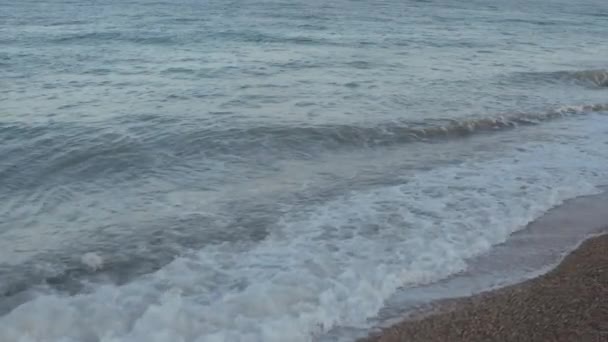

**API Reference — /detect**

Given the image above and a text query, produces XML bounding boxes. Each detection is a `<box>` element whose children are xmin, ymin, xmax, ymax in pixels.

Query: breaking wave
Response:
<box><xmin>1</xmin><ymin>104</ymin><xmax>607</xmax><ymax>192</ymax></box>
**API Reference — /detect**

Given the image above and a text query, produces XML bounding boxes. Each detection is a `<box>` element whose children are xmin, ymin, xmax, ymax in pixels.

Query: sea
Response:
<box><xmin>1</xmin><ymin>0</ymin><xmax>608</xmax><ymax>341</ymax></box>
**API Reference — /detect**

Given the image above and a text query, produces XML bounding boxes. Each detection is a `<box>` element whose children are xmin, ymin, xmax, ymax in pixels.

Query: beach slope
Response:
<box><xmin>362</xmin><ymin>233</ymin><xmax>608</xmax><ymax>342</ymax></box>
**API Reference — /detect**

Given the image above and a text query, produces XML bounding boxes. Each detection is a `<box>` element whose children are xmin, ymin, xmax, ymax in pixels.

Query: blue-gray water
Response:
<box><xmin>1</xmin><ymin>0</ymin><xmax>608</xmax><ymax>341</ymax></box>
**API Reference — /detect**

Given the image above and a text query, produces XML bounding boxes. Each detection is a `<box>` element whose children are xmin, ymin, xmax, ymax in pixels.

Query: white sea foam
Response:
<box><xmin>2</xmin><ymin>115</ymin><xmax>608</xmax><ymax>342</ymax></box>
<box><xmin>81</xmin><ymin>252</ymin><xmax>104</xmax><ymax>271</ymax></box>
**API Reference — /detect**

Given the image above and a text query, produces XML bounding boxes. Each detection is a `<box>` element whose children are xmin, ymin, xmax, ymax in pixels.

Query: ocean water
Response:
<box><xmin>1</xmin><ymin>0</ymin><xmax>608</xmax><ymax>341</ymax></box>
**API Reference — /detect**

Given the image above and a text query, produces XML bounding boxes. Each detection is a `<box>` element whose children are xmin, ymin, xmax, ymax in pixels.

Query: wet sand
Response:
<box><xmin>362</xmin><ymin>233</ymin><xmax>608</xmax><ymax>342</ymax></box>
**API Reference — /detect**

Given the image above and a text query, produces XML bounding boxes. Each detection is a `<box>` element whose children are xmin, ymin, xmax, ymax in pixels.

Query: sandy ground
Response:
<box><xmin>361</xmin><ymin>233</ymin><xmax>608</xmax><ymax>342</ymax></box>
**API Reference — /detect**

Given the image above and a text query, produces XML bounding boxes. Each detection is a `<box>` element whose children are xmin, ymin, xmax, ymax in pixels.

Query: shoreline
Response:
<box><xmin>360</xmin><ymin>232</ymin><xmax>608</xmax><ymax>342</ymax></box>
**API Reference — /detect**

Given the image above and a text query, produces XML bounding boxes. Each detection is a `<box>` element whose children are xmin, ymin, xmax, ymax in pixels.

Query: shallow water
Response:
<box><xmin>1</xmin><ymin>0</ymin><xmax>608</xmax><ymax>341</ymax></box>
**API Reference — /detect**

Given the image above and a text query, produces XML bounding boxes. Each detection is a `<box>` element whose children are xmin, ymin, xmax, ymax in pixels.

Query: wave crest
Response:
<box><xmin>1</xmin><ymin>104</ymin><xmax>606</xmax><ymax>191</ymax></box>
<box><xmin>515</xmin><ymin>69</ymin><xmax>608</xmax><ymax>88</ymax></box>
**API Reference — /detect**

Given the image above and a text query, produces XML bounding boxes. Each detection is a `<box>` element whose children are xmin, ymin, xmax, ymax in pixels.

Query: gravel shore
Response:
<box><xmin>362</xmin><ymin>233</ymin><xmax>608</xmax><ymax>342</ymax></box>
